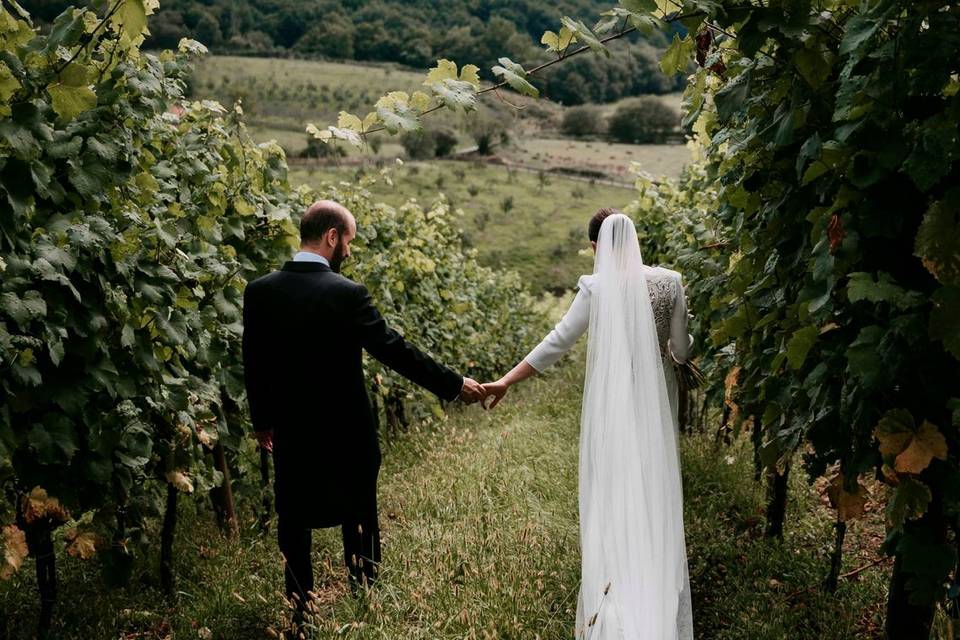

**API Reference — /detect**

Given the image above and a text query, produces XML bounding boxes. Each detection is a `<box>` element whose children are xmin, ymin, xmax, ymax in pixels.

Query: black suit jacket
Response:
<box><xmin>242</xmin><ymin>261</ymin><xmax>463</xmax><ymax>527</ymax></box>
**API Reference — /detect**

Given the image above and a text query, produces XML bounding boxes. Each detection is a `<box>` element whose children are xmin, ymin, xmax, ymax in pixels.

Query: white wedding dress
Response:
<box><xmin>524</xmin><ymin>214</ymin><xmax>694</xmax><ymax>640</ymax></box>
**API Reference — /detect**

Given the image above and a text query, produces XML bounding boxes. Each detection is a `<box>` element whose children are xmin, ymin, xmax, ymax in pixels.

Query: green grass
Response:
<box><xmin>1</xmin><ymin>310</ymin><xmax>898</xmax><ymax>639</ymax></box>
<box><xmin>510</xmin><ymin>136</ymin><xmax>692</xmax><ymax>181</ymax></box>
<box><xmin>291</xmin><ymin>161</ymin><xmax>634</xmax><ymax>293</ymax></box>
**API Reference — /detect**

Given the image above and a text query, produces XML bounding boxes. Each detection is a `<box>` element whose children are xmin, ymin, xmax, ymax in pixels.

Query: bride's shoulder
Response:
<box><xmin>648</xmin><ymin>265</ymin><xmax>684</xmax><ymax>282</ymax></box>
<box><xmin>576</xmin><ymin>274</ymin><xmax>597</xmax><ymax>292</ymax></box>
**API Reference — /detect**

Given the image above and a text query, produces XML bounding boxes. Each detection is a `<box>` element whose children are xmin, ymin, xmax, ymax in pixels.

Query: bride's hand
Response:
<box><xmin>481</xmin><ymin>380</ymin><xmax>509</xmax><ymax>410</ymax></box>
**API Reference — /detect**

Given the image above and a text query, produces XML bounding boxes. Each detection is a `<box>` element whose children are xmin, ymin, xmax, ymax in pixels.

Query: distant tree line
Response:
<box><xmin>28</xmin><ymin>0</ymin><xmax>684</xmax><ymax>103</ymax></box>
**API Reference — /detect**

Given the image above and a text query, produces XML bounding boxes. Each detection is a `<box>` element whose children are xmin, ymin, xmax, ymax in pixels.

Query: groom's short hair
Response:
<box><xmin>301</xmin><ymin>200</ymin><xmax>349</xmax><ymax>244</ymax></box>
<box><xmin>589</xmin><ymin>207</ymin><xmax>621</xmax><ymax>242</ymax></box>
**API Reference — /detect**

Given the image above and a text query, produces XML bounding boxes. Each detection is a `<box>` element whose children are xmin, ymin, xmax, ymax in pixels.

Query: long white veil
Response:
<box><xmin>575</xmin><ymin>213</ymin><xmax>689</xmax><ymax>640</ymax></box>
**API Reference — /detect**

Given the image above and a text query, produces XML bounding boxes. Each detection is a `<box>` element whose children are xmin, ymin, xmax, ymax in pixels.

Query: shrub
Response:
<box><xmin>433</xmin><ymin>128</ymin><xmax>459</xmax><ymax>157</ymax></box>
<box><xmin>400</xmin><ymin>130</ymin><xmax>436</xmax><ymax>160</ymax></box>
<box><xmin>608</xmin><ymin>96</ymin><xmax>679</xmax><ymax>144</ymax></box>
<box><xmin>561</xmin><ymin>105</ymin><xmax>604</xmax><ymax>137</ymax></box>
<box><xmin>401</xmin><ymin>128</ymin><xmax>458</xmax><ymax>159</ymax></box>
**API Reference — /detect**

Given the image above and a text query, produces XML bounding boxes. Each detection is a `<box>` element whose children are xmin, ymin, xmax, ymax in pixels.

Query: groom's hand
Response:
<box><xmin>459</xmin><ymin>377</ymin><xmax>484</xmax><ymax>404</ymax></box>
<box><xmin>254</xmin><ymin>429</ymin><xmax>273</xmax><ymax>453</ymax></box>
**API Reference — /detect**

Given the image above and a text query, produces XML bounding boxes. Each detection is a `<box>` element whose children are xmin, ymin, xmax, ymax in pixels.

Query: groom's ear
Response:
<box><xmin>324</xmin><ymin>227</ymin><xmax>340</xmax><ymax>248</ymax></box>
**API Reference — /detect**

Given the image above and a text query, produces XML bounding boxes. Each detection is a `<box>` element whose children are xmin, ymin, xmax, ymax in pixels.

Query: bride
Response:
<box><xmin>482</xmin><ymin>210</ymin><xmax>694</xmax><ymax>640</ymax></box>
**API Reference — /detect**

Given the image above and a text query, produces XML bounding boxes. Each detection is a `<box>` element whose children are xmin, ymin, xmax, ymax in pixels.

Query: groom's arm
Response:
<box><xmin>349</xmin><ymin>283</ymin><xmax>467</xmax><ymax>402</ymax></box>
<box><xmin>241</xmin><ymin>282</ymin><xmax>272</xmax><ymax>437</ymax></box>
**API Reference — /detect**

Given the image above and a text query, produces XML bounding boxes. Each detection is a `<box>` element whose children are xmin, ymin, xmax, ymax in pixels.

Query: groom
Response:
<box><xmin>242</xmin><ymin>200</ymin><xmax>485</xmax><ymax>612</ymax></box>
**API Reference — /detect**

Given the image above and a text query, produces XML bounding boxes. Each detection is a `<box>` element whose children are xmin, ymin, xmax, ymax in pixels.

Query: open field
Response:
<box><xmin>291</xmin><ymin>160</ymin><xmax>636</xmax><ymax>293</ymax></box>
<box><xmin>190</xmin><ymin>55</ymin><xmax>561</xmax><ymax>157</ymax></box>
<box><xmin>509</xmin><ymin>136</ymin><xmax>692</xmax><ymax>181</ymax></box>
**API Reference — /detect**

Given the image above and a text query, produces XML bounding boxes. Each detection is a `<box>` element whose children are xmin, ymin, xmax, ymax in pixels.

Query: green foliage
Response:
<box><xmin>624</xmin><ymin>0</ymin><xmax>960</xmax><ymax>616</ymax></box>
<box><xmin>608</xmin><ymin>95</ymin><xmax>679</xmax><ymax>143</ymax></box>
<box><xmin>560</xmin><ymin>104</ymin><xmax>604</xmax><ymax>137</ymax></box>
<box><xmin>399</xmin><ymin>128</ymin><xmax>459</xmax><ymax>159</ymax></box>
<box><xmin>0</xmin><ymin>2</ymin><xmax>545</xmax><ymax>594</ymax></box>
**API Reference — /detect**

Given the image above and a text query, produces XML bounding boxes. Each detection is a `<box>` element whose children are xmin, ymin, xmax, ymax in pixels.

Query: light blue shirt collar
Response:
<box><xmin>293</xmin><ymin>251</ymin><xmax>330</xmax><ymax>267</ymax></box>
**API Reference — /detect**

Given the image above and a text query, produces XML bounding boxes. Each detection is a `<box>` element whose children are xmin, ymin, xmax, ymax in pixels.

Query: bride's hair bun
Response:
<box><xmin>588</xmin><ymin>207</ymin><xmax>622</xmax><ymax>242</ymax></box>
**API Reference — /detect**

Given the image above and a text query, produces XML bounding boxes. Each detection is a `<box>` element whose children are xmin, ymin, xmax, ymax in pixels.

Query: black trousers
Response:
<box><xmin>276</xmin><ymin>492</ymin><xmax>382</xmax><ymax>605</ymax></box>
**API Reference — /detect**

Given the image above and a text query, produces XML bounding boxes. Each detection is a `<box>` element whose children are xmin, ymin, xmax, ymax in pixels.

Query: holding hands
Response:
<box><xmin>459</xmin><ymin>376</ymin><xmax>509</xmax><ymax>408</ymax></box>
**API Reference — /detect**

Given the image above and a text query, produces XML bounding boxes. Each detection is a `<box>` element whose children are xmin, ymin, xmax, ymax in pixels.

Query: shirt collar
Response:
<box><xmin>293</xmin><ymin>251</ymin><xmax>330</xmax><ymax>267</ymax></box>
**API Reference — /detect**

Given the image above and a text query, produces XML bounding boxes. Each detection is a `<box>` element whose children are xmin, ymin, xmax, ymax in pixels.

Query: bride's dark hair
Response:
<box><xmin>588</xmin><ymin>207</ymin><xmax>622</xmax><ymax>242</ymax></box>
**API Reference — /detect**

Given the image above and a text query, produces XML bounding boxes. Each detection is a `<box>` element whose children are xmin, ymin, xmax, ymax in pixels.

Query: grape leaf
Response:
<box><xmin>430</xmin><ymin>78</ymin><xmax>478</xmax><ymax>112</ymax></box>
<box><xmin>541</xmin><ymin>26</ymin><xmax>576</xmax><ymax>52</ymax></box>
<box><xmin>886</xmin><ymin>477</ymin><xmax>931</xmax><ymax>529</ymax></box>
<box><xmin>48</xmin><ymin>83</ymin><xmax>97</xmax><ymax>122</ymax></box>
<box><xmin>785</xmin><ymin>325</ymin><xmax>817</xmax><ymax>370</ymax></box>
<box><xmin>165</xmin><ymin>470</ymin><xmax>194</xmax><ymax>493</ymax></box>
<box><xmin>825</xmin><ymin>472</ymin><xmax>868</xmax><ymax>522</ymax></box>
<box><xmin>561</xmin><ymin>17</ymin><xmax>609</xmax><ymax>57</ymax></box>
<box><xmin>459</xmin><ymin>65</ymin><xmax>480</xmax><ymax>90</ymax></box>
<box><xmin>660</xmin><ymin>33</ymin><xmax>695</xmax><ymax>75</ymax></box>
<box><xmin>847</xmin><ymin>271</ymin><xmax>922</xmax><ymax>309</ymax></box>
<box><xmin>914</xmin><ymin>196</ymin><xmax>960</xmax><ymax>287</ymax></box>
<box><xmin>65</xmin><ymin>529</ymin><xmax>99</xmax><ymax>560</ymax></box>
<box><xmin>491</xmin><ymin>57</ymin><xmax>539</xmax><ymax>97</ymax></box>
<box><xmin>929</xmin><ymin>286</ymin><xmax>960</xmax><ymax>360</ymax></box>
<box><xmin>874</xmin><ymin>408</ymin><xmax>915</xmax><ymax>458</ymax></box>
<box><xmin>111</xmin><ymin>0</ymin><xmax>152</xmax><ymax>41</ymax></box>
<box><xmin>425</xmin><ymin>59</ymin><xmax>459</xmax><ymax>85</ymax></box>
<box><xmin>0</xmin><ymin>525</ymin><xmax>28</xmax><ymax>580</ymax></box>
<box><xmin>894</xmin><ymin>421</ymin><xmax>948</xmax><ymax>475</ymax></box>
<box><xmin>337</xmin><ymin>111</ymin><xmax>363</xmax><ymax>132</ymax></box>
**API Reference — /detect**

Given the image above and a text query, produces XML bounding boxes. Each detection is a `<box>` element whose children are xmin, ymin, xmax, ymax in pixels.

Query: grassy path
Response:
<box><xmin>1</xmin><ymin>344</ymin><xmax>891</xmax><ymax>639</ymax></box>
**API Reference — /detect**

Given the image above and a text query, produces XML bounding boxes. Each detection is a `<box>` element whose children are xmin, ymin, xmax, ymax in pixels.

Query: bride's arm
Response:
<box><xmin>668</xmin><ymin>273</ymin><xmax>694</xmax><ymax>364</ymax></box>
<box><xmin>483</xmin><ymin>277</ymin><xmax>592</xmax><ymax>408</ymax></box>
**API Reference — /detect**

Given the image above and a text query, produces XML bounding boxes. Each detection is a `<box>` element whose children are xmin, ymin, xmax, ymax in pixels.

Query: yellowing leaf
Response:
<box><xmin>874</xmin><ymin>408</ymin><xmax>914</xmax><ymax>458</ymax></box>
<box><xmin>410</xmin><ymin>91</ymin><xmax>431</xmax><ymax>112</ymax></box>
<box><xmin>337</xmin><ymin>111</ymin><xmax>363</xmax><ymax>132</ymax></box>
<box><xmin>166</xmin><ymin>470</ymin><xmax>194</xmax><ymax>493</ymax></box>
<box><xmin>459</xmin><ymin>64</ymin><xmax>480</xmax><ymax>90</ymax></box>
<box><xmin>362</xmin><ymin>111</ymin><xmax>379</xmax><ymax>130</ymax></box>
<box><xmin>541</xmin><ymin>26</ymin><xmax>576</xmax><ymax>52</ymax></box>
<box><xmin>22</xmin><ymin>487</ymin><xmax>70</xmax><ymax>525</ymax></box>
<box><xmin>825</xmin><ymin>472</ymin><xmax>868</xmax><ymax>522</ymax></box>
<box><xmin>1</xmin><ymin>525</ymin><xmax>28</xmax><ymax>580</ymax></box>
<box><xmin>425</xmin><ymin>59</ymin><xmax>458</xmax><ymax>86</ymax></box>
<box><xmin>111</xmin><ymin>0</ymin><xmax>156</xmax><ymax>41</ymax></box>
<box><xmin>0</xmin><ymin>61</ymin><xmax>21</xmax><ymax>105</ymax></box>
<box><xmin>64</xmin><ymin>529</ymin><xmax>99</xmax><ymax>560</ymax></box>
<box><xmin>894</xmin><ymin>420</ymin><xmax>948</xmax><ymax>475</ymax></box>
<box><xmin>48</xmin><ymin>83</ymin><xmax>97</xmax><ymax>122</ymax></box>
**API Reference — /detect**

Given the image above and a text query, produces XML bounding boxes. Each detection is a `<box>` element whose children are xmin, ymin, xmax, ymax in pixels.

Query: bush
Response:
<box><xmin>433</xmin><ymin>128</ymin><xmax>459</xmax><ymax>157</ymax></box>
<box><xmin>561</xmin><ymin>105</ymin><xmax>604</xmax><ymax>137</ymax></box>
<box><xmin>608</xmin><ymin>97</ymin><xmax>679</xmax><ymax>144</ymax></box>
<box><xmin>400</xmin><ymin>128</ymin><xmax>459</xmax><ymax>159</ymax></box>
<box><xmin>400</xmin><ymin>130</ymin><xmax>436</xmax><ymax>159</ymax></box>
<box><xmin>301</xmin><ymin>136</ymin><xmax>347</xmax><ymax>159</ymax></box>
<box><xmin>468</xmin><ymin>117</ymin><xmax>505</xmax><ymax>155</ymax></box>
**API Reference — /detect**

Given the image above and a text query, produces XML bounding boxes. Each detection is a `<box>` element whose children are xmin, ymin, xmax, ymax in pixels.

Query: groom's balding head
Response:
<box><xmin>300</xmin><ymin>200</ymin><xmax>357</xmax><ymax>272</ymax></box>
<box><xmin>300</xmin><ymin>200</ymin><xmax>355</xmax><ymax>246</ymax></box>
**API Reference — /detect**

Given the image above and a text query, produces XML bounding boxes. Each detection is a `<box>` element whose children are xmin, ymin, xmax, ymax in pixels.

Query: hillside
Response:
<box><xmin>30</xmin><ymin>0</ymin><xmax>685</xmax><ymax>104</ymax></box>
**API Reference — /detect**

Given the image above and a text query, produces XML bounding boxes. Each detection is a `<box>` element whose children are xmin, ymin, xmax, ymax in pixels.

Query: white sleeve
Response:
<box><xmin>524</xmin><ymin>276</ymin><xmax>592</xmax><ymax>373</ymax></box>
<box><xmin>668</xmin><ymin>273</ymin><xmax>694</xmax><ymax>364</ymax></box>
